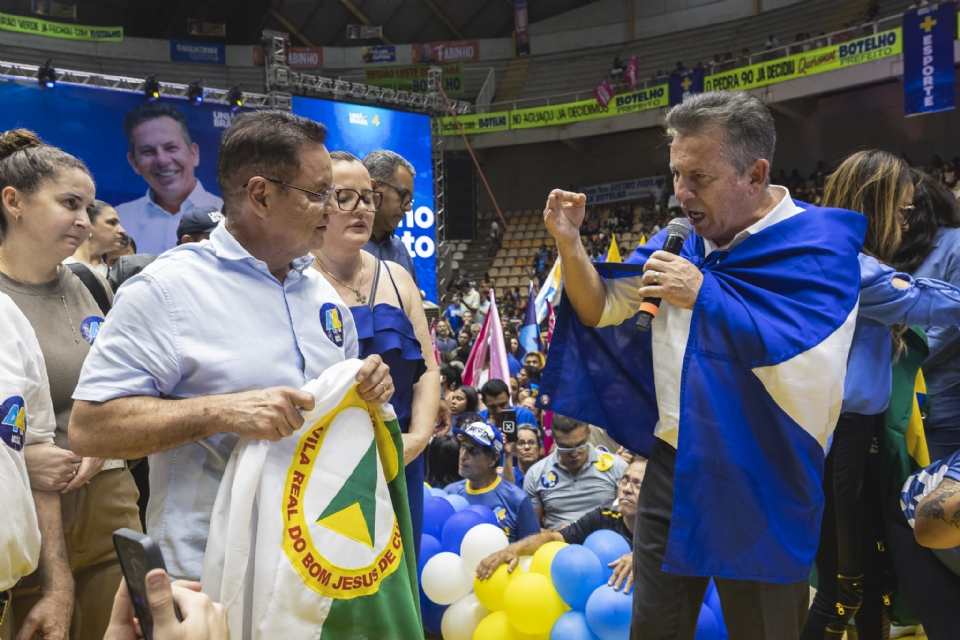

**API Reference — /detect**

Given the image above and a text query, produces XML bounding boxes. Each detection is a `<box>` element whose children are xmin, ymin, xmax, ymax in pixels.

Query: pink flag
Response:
<box><xmin>624</xmin><ymin>55</ymin><xmax>639</xmax><ymax>89</ymax></box>
<box><xmin>429</xmin><ymin>319</ymin><xmax>441</xmax><ymax>366</ymax></box>
<box><xmin>462</xmin><ymin>290</ymin><xmax>510</xmax><ymax>388</ymax></box>
<box><xmin>546</xmin><ymin>300</ymin><xmax>557</xmax><ymax>347</ymax></box>
<box><xmin>593</xmin><ymin>80</ymin><xmax>614</xmax><ymax>108</ymax></box>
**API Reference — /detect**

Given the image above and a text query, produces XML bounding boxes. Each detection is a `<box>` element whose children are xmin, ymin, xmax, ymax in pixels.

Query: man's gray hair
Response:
<box><xmin>664</xmin><ymin>91</ymin><xmax>776</xmax><ymax>179</ymax></box>
<box><xmin>363</xmin><ymin>149</ymin><xmax>416</xmax><ymax>184</ymax></box>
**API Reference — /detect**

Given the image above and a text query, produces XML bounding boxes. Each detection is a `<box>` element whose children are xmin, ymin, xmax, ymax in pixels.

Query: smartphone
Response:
<box><xmin>113</xmin><ymin>528</ymin><xmax>182</xmax><ymax>640</ymax></box>
<box><xmin>501</xmin><ymin>409</ymin><xmax>517</xmax><ymax>442</ymax></box>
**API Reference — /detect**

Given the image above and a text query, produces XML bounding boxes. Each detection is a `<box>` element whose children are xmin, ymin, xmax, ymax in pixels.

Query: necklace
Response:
<box><xmin>0</xmin><ymin>250</ymin><xmax>80</xmax><ymax>344</ymax></box>
<box><xmin>313</xmin><ymin>251</ymin><xmax>367</xmax><ymax>304</ymax></box>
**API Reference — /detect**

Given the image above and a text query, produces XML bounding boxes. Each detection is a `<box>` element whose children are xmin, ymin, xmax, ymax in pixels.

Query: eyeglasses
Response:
<box><xmin>517</xmin><ymin>440</ymin><xmax>539</xmax><ymax>449</ymax></box>
<box><xmin>246</xmin><ymin>177</ymin><xmax>336</xmax><ymax>205</ymax></box>
<box><xmin>899</xmin><ymin>204</ymin><xmax>916</xmax><ymax>218</ymax></box>
<box><xmin>378</xmin><ymin>181</ymin><xmax>414</xmax><ymax>207</ymax></box>
<box><xmin>619</xmin><ymin>477</ymin><xmax>642</xmax><ymax>490</ymax></box>
<box><xmin>554</xmin><ymin>441</ymin><xmax>590</xmax><ymax>453</ymax></box>
<box><xmin>333</xmin><ymin>188</ymin><xmax>383</xmax><ymax>212</ymax></box>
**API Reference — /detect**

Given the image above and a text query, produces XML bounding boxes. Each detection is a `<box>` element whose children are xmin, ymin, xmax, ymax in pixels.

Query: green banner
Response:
<box><xmin>365</xmin><ymin>62</ymin><xmax>463</xmax><ymax>94</ymax></box>
<box><xmin>441</xmin><ymin>112</ymin><xmax>511</xmax><ymax>135</ymax></box>
<box><xmin>706</xmin><ymin>28</ymin><xmax>901</xmax><ymax>92</ymax></box>
<box><xmin>0</xmin><ymin>11</ymin><xmax>123</xmax><ymax>41</ymax></box>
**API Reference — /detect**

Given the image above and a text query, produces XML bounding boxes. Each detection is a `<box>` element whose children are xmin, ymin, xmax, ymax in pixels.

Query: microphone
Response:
<box><xmin>636</xmin><ymin>217</ymin><xmax>692</xmax><ymax>331</ymax></box>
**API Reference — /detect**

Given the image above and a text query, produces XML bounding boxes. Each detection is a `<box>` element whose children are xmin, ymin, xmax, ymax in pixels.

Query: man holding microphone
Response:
<box><xmin>540</xmin><ymin>91</ymin><xmax>865</xmax><ymax>639</ymax></box>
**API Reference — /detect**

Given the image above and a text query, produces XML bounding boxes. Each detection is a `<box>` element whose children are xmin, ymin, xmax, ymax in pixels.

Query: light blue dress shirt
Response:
<box><xmin>73</xmin><ymin>223</ymin><xmax>357</xmax><ymax>580</ymax></box>
<box><xmin>843</xmin><ymin>253</ymin><xmax>960</xmax><ymax>415</ymax></box>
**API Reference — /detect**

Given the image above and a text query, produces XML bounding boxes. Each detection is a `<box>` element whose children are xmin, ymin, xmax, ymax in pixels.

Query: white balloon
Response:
<box><xmin>421</xmin><ymin>552</ymin><xmax>473</xmax><ymax>605</ymax></box>
<box><xmin>440</xmin><ymin>593</ymin><xmax>489</xmax><ymax>640</ymax></box>
<box><xmin>518</xmin><ymin>555</ymin><xmax>533</xmax><ymax>572</ymax></box>
<box><xmin>459</xmin><ymin>524</ymin><xmax>510</xmax><ymax>573</ymax></box>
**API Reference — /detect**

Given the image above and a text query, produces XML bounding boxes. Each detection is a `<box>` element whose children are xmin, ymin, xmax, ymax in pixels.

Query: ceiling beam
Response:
<box><xmin>420</xmin><ymin>0</ymin><xmax>467</xmax><ymax>40</ymax></box>
<box><xmin>338</xmin><ymin>0</ymin><xmax>394</xmax><ymax>44</ymax></box>
<box><xmin>268</xmin><ymin>8</ymin><xmax>314</xmax><ymax>46</ymax></box>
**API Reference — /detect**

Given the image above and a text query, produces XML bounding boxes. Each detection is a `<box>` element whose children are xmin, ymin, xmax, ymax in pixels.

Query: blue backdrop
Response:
<box><xmin>292</xmin><ymin>96</ymin><xmax>437</xmax><ymax>301</ymax></box>
<box><xmin>903</xmin><ymin>2</ymin><xmax>956</xmax><ymax>116</ymax></box>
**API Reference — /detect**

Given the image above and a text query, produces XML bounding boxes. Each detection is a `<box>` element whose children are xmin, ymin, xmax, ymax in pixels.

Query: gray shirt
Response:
<box><xmin>523</xmin><ymin>444</ymin><xmax>626</xmax><ymax>530</ymax></box>
<box><xmin>364</xmin><ymin>231</ymin><xmax>418</xmax><ymax>285</ymax></box>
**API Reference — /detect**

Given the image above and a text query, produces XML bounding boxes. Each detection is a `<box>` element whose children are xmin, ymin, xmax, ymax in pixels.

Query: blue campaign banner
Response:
<box><xmin>170</xmin><ymin>38</ymin><xmax>226</xmax><ymax>65</ymax></box>
<box><xmin>0</xmin><ymin>80</ymin><xmax>236</xmax><ymax>254</ymax></box>
<box><xmin>903</xmin><ymin>2</ymin><xmax>956</xmax><ymax>116</ymax></box>
<box><xmin>669</xmin><ymin>68</ymin><xmax>704</xmax><ymax>107</ymax></box>
<box><xmin>292</xmin><ymin>96</ymin><xmax>438</xmax><ymax>301</ymax></box>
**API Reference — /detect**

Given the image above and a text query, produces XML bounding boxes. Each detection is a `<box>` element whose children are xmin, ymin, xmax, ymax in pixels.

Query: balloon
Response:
<box><xmin>442</xmin><ymin>510</ymin><xmax>488</xmax><ymax>554</ymax></box>
<box><xmin>420</xmin><ymin>586</ymin><xmax>447</xmax><ymax>635</ymax></box>
<box><xmin>503</xmin><ymin>571</ymin><xmax>566</xmax><ymax>635</ymax></box>
<box><xmin>695</xmin><ymin>604</ymin><xmax>720</xmax><ymax>640</ymax></box>
<box><xmin>529</xmin><ymin>540</ymin><xmax>568</xmax><ymax>577</ymax></box>
<box><xmin>460</xmin><ymin>523</ymin><xmax>510</xmax><ymax>573</ymax></box>
<box><xmin>583</xmin><ymin>531</ymin><xmax>631</xmax><ymax>581</ymax></box>
<box><xmin>584</xmin><ymin>584</ymin><xmax>632</xmax><ymax>640</ymax></box>
<box><xmin>465</xmin><ymin>504</ymin><xmax>500</xmax><ymax>527</ymax></box>
<box><xmin>442</xmin><ymin>593</ymin><xmax>489</xmax><ymax>640</ymax></box>
<box><xmin>705</xmin><ymin>584</ymin><xmax>728</xmax><ymax>640</ymax></box>
<box><xmin>443</xmin><ymin>493</ymin><xmax>471</xmax><ymax>512</ymax></box>
<box><xmin>518</xmin><ymin>555</ymin><xmax>533</xmax><ymax>572</ymax></box>
<box><xmin>474</xmin><ymin>564</ymin><xmax>519</xmax><ymax>611</ymax></box>
<box><xmin>473</xmin><ymin>610</ymin><xmax>533</xmax><ymax>640</ymax></box>
<box><xmin>431</xmin><ymin>486</ymin><xmax>448</xmax><ymax>497</ymax></box>
<box><xmin>421</xmin><ymin>552</ymin><xmax>473</xmax><ymax>605</ymax></box>
<box><xmin>419</xmin><ymin>534</ymin><xmax>443</xmax><ymax>577</ymax></box>
<box><xmin>550</xmin><ymin>611</ymin><xmax>601</xmax><ymax>640</ymax></box>
<box><xmin>551</xmin><ymin>545</ymin><xmax>606</xmax><ymax>611</ymax></box>
<box><xmin>423</xmin><ymin>497</ymin><xmax>456</xmax><ymax>539</ymax></box>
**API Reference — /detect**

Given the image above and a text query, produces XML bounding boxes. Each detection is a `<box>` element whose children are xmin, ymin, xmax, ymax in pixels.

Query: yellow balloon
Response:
<box><xmin>503</xmin><ymin>571</ymin><xmax>567</xmax><ymax>635</ymax></box>
<box><xmin>529</xmin><ymin>540</ymin><xmax>568</xmax><ymax>577</ymax></box>
<box><xmin>473</xmin><ymin>564</ymin><xmax>519</xmax><ymax>612</ymax></box>
<box><xmin>472</xmin><ymin>611</ymin><xmax>533</xmax><ymax>640</ymax></box>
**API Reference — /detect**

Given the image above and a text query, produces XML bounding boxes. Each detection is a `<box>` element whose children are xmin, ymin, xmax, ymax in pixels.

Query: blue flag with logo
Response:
<box><xmin>668</xmin><ymin>68</ymin><xmax>705</xmax><ymax>107</ymax></box>
<box><xmin>904</xmin><ymin>2</ymin><xmax>956</xmax><ymax>116</ymax></box>
<box><xmin>539</xmin><ymin>202</ymin><xmax>866</xmax><ymax>582</ymax></box>
<box><xmin>517</xmin><ymin>283</ymin><xmax>542</xmax><ymax>360</ymax></box>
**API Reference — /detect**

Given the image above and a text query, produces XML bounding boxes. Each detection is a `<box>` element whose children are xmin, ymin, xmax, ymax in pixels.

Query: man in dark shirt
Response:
<box><xmin>475</xmin><ymin>457</ymin><xmax>646</xmax><ymax>593</ymax></box>
<box><xmin>363</xmin><ymin>149</ymin><xmax>418</xmax><ymax>284</ymax></box>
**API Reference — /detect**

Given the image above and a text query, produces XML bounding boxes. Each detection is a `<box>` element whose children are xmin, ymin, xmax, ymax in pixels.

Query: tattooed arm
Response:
<box><xmin>915</xmin><ymin>477</ymin><xmax>960</xmax><ymax>549</ymax></box>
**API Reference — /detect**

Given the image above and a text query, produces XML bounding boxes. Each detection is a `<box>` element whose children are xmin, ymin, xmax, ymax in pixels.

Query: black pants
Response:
<box><xmin>631</xmin><ymin>439</ymin><xmax>809</xmax><ymax>640</ymax></box>
<box><xmin>884</xmin><ymin>478</ymin><xmax>960</xmax><ymax>639</ymax></box>
<box><xmin>802</xmin><ymin>413</ymin><xmax>893</xmax><ymax>640</ymax></box>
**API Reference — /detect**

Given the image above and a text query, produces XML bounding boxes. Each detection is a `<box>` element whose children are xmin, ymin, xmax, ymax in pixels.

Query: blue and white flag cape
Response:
<box><xmin>539</xmin><ymin>203</ymin><xmax>866</xmax><ymax>583</ymax></box>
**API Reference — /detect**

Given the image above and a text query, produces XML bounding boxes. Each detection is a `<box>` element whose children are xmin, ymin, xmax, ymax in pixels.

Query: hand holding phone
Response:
<box><xmin>501</xmin><ymin>409</ymin><xmax>517</xmax><ymax>442</ymax></box>
<box><xmin>112</xmin><ymin>529</ymin><xmax>182</xmax><ymax>639</ymax></box>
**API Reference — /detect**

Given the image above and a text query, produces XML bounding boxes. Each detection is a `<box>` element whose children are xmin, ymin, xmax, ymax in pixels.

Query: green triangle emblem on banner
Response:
<box><xmin>316</xmin><ymin>439</ymin><xmax>378</xmax><ymax>549</ymax></box>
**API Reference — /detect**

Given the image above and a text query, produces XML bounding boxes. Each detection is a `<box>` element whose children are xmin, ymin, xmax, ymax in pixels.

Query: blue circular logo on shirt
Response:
<box><xmin>541</xmin><ymin>470</ymin><xmax>559</xmax><ymax>489</ymax></box>
<box><xmin>79</xmin><ymin>316</ymin><xmax>105</xmax><ymax>345</ymax></box>
<box><xmin>320</xmin><ymin>303</ymin><xmax>344</xmax><ymax>348</ymax></box>
<box><xmin>0</xmin><ymin>395</ymin><xmax>26</xmax><ymax>451</ymax></box>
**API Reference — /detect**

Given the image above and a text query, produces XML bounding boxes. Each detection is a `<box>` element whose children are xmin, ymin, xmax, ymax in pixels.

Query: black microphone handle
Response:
<box><xmin>635</xmin><ymin>232</ymin><xmax>688</xmax><ymax>331</ymax></box>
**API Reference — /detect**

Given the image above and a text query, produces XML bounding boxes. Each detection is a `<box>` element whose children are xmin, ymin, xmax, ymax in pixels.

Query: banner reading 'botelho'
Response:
<box><xmin>903</xmin><ymin>2</ymin><xmax>956</xmax><ymax>116</ymax></box>
<box><xmin>0</xmin><ymin>11</ymin><xmax>122</xmax><ymax>41</ymax></box>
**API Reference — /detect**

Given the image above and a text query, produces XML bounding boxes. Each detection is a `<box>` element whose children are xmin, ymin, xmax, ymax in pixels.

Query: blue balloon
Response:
<box><xmin>422</xmin><ymin>497</ymin><xmax>456</xmax><ymax>540</ymax></box>
<box><xmin>551</xmin><ymin>610</ymin><xmax>601</xmax><ymax>640</ymax></box>
<box><xmin>430</xmin><ymin>487</ymin><xmax>447</xmax><ymax>497</ymax></box>
<box><xmin>440</xmin><ymin>509</ymin><xmax>487</xmax><ymax>553</ymax></box>
<box><xmin>585</xmin><ymin>584</ymin><xmax>632</xmax><ymax>640</ymax></box>
<box><xmin>551</xmin><ymin>545</ymin><xmax>607</xmax><ymax>611</ymax></box>
<box><xmin>419</xmin><ymin>586</ymin><xmax>447</xmax><ymax>635</ymax></box>
<box><xmin>442</xmin><ymin>493</ymin><xmax>471</xmax><ymax>512</ymax></box>
<box><xmin>464</xmin><ymin>504</ymin><xmax>499</xmax><ymax>527</ymax></box>
<box><xmin>418</xmin><ymin>534</ymin><xmax>443</xmax><ymax>577</ymax></box>
<box><xmin>583</xmin><ymin>530</ymin><xmax>631</xmax><ymax>582</ymax></box>
<box><xmin>705</xmin><ymin>585</ymin><xmax>728</xmax><ymax>640</ymax></box>
<box><xmin>695</xmin><ymin>604</ymin><xmax>720</xmax><ymax>640</ymax></box>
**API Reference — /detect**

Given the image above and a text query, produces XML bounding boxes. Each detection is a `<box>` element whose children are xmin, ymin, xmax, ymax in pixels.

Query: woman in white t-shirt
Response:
<box><xmin>0</xmin><ymin>293</ymin><xmax>70</xmax><ymax>640</ymax></box>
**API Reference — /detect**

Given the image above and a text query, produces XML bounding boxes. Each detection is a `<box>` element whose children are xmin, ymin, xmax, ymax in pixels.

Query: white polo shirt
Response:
<box><xmin>74</xmin><ymin>223</ymin><xmax>358</xmax><ymax>580</ymax></box>
<box><xmin>114</xmin><ymin>179</ymin><xmax>223</xmax><ymax>256</ymax></box>
<box><xmin>0</xmin><ymin>293</ymin><xmax>57</xmax><ymax>591</ymax></box>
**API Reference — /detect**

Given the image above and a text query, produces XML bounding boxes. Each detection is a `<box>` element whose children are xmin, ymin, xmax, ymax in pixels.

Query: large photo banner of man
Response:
<box><xmin>292</xmin><ymin>96</ymin><xmax>437</xmax><ymax>302</ymax></box>
<box><xmin>0</xmin><ymin>79</ymin><xmax>231</xmax><ymax>255</ymax></box>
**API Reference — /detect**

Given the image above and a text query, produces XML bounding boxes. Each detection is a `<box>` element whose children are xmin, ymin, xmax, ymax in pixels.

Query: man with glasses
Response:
<box><xmin>70</xmin><ymin>111</ymin><xmax>394</xmax><ymax>581</ymax></box>
<box><xmin>523</xmin><ymin>414</ymin><xmax>627</xmax><ymax>529</ymax></box>
<box><xmin>363</xmin><ymin>149</ymin><xmax>418</xmax><ymax>284</ymax></box>
<box><xmin>444</xmin><ymin>421</ymin><xmax>540</xmax><ymax>542</ymax></box>
<box><xmin>476</xmin><ymin>457</ymin><xmax>647</xmax><ymax>594</ymax></box>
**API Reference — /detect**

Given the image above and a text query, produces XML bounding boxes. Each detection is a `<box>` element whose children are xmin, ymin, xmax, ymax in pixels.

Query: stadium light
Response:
<box><xmin>144</xmin><ymin>75</ymin><xmax>160</xmax><ymax>101</ymax></box>
<box><xmin>227</xmin><ymin>85</ymin><xmax>243</xmax><ymax>112</ymax></box>
<box><xmin>37</xmin><ymin>60</ymin><xmax>56</xmax><ymax>89</ymax></box>
<box><xmin>188</xmin><ymin>79</ymin><xmax>204</xmax><ymax>105</ymax></box>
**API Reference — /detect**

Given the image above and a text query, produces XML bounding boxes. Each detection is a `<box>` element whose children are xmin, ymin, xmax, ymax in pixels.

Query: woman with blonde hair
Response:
<box><xmin>802</xmin><ymin>150</ymin><xmax>960</xmax><ymax>639</ymax></box>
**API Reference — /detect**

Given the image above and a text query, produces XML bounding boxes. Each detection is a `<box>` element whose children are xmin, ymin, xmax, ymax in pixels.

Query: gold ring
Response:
<box><xmin>380</xmin><ymin>382</ymin><xmax>388</xmax><ymax>394</ymax></box>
